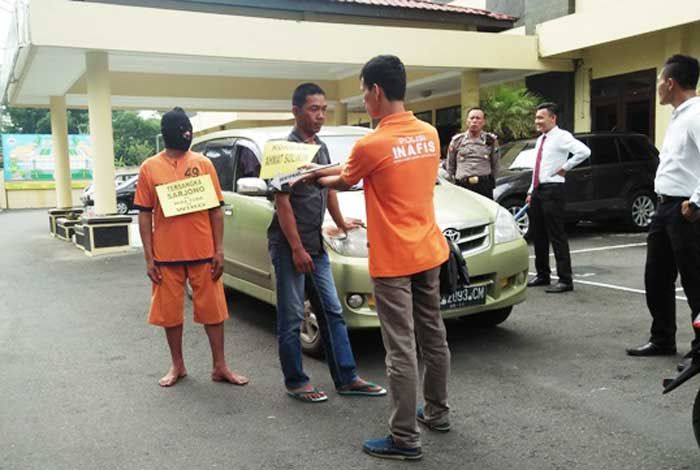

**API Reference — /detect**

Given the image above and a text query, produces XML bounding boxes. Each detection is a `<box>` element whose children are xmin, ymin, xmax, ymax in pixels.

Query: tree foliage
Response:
<box><xmin>0</xmin><ymin>107</ymin><xmax>160</xmax><ymax>167</ymax></box>
<box><xmin>111</xmin><ymin>111</ymin><xmax>160</xmax><ymax>167</ymax></box>
<box><xmin>1</xmin><ymin>107</ymin><xmax>90</xmax><ymax>134</ymax></box>
<box><xmin>480</xmin><ymin>85</ymin><xmax>543</xmax><ymax>142</ymax></box>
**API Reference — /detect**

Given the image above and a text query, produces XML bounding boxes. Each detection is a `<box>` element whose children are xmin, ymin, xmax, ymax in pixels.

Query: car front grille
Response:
<box><xmin>456</xmin><ymin>224</ymin><xmax>490</xmax><ymax>255</ymax></box>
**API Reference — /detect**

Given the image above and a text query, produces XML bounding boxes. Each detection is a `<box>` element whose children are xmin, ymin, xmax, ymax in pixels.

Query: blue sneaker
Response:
<box><xmin>362</xmin><ymin>436</ymin><xmax>423</xmax><ymax>460</ymax></box>
<box><xmin>417</xmin><ymin>406</ymin><xmax>451</xmax><ymax>432</ymax></box>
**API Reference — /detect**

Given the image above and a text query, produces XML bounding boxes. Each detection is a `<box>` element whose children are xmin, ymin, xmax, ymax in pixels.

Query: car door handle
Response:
<box><xmin>223</xmin><ymin>205</ymin><xmax>233</xmax><ymax>216</ymax></box>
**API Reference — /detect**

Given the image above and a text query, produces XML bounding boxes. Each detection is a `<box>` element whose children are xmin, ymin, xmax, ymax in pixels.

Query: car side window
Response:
<box><xmin>232</xmin><ymin>141</ymin><xmax>262</xmax><ymax>192</ymax></box>
<box><xmin>203</xmin><ymin>138</ymin><xmax>235</xmax><ymax>192</ymax></box>
<box><xmin>588</xmin><ymin>136</ymin><xmax>619</xmax><ymax>166</ymax></box>
<box><xmin>191</xmin><ymin>142</ymin><xmax>206</xmax><ymax>153</ymax></box>
<box><xmin>619</xmin><ymin>136</ymin><xmax>654</xmax><ymax>162</ymax></box>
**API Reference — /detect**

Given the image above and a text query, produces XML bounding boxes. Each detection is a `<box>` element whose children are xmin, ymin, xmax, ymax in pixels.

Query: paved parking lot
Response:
<box><xmin>1</xmin><ymin>210</ymin><xmax>699</xmax><ymax>469</ymax></box>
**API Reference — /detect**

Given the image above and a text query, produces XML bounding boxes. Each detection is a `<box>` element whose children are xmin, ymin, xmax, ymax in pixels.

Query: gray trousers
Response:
<box><xmin>372</xmin><ymin>266</ymin><xmax>450</xmax><ymax>448</ymax></box>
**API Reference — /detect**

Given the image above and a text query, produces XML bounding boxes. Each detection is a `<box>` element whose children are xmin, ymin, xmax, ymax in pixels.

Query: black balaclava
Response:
<box><xmin>161</xmin><ymin>107</ymin><xmax>193</xmax><ymax>151</ymax></box>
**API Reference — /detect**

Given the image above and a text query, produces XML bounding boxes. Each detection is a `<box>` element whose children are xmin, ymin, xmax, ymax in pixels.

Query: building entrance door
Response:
<box><xmin>591</xmin><ymin>69</ymin><xmax>656</xmax><ymax>141</ymax></box>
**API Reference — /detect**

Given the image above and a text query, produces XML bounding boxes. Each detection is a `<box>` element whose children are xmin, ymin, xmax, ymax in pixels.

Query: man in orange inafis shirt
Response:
<box><xmin>134</xmin><ymin>107</ymin><xmax>248</xmax><ymax>388</ymax></box>
<box><xmin>311</xmin><ymin>55</ymin><xmax>450</xmax><ymax>461</ymax></box>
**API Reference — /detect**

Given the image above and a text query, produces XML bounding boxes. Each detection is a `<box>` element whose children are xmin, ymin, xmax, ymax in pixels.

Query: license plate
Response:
<box><xmin>440</xmin><ymin>285</ymin><xmax>487</xmax><ymax>310</ymax></box>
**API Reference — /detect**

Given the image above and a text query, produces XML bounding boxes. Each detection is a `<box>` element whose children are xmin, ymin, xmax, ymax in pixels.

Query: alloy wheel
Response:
<box><xmin>631</xmin><ymin>194</ymin><xmax>655</xmax><ymax>228</ymax></box>
<box><xmin>116</xmin><ymin>201</ymin><xmax>129</xmax><ymax>215</ymax></box>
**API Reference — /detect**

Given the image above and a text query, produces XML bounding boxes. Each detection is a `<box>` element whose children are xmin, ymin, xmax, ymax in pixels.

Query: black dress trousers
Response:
<box><xmin>530</xmin><ymin>183</ymin><xmax>573</xmax><ymax>285</ymax></box>
<box><xmin>645</xmin><ymin>197</ymin><xmax>700</xmax><ymax>349</ymax></box>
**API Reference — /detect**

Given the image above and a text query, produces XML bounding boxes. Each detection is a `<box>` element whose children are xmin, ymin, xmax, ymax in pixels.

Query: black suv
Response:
<box><xmin>494</xmin><ymin>132</ymin><xmax>660</xmax><ymax>237</ymax></box>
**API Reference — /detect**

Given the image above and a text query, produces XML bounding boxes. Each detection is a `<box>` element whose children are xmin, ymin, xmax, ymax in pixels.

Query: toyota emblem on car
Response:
<box><xmin>443</xmin><ymin>228</ymin><xmax>460</xmax><ymax>244</ymax></box>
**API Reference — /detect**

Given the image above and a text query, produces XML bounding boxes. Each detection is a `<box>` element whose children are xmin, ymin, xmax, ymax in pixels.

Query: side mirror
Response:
<box><xmin>237</xmin><ymin>177</ymin><xmax>269</xmax><ymax>196</ymax></box>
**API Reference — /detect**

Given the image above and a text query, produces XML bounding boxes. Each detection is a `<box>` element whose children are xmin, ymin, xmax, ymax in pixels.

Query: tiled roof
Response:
<box><xmin>329</xmin><ymin>0</ymin><xmax>516</xmax><ymax>21</ymax></box>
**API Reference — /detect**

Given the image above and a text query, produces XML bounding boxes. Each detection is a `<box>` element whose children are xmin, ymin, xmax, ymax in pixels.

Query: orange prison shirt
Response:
<box><xmin>341</xmin><ymin>111</ymin><xmax>449</xmax><ymax>278</ymax></box>
<box><xmin>134</xmin><ymin>151</ymin><xmax>224</xmax><ymax>263</ymax></box>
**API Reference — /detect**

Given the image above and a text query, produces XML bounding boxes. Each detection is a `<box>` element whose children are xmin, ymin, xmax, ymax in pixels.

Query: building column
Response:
<box><xmin>334</xmin><ymin>102</ymin><xmax>348</xmax><ymax>126</ymax></box>
<box><xmin>460</xmin><ymin>70</ymin><xmax>480</xmax><ymax>117</ymax></box>
<box><xmin>574</xmin><ymin>58</ymin><xmax>592</xmax><ymax>133</ymax></box>
<box><xmin>50</xmin><ymin>96</ymin><xmax>72</xmax><ymax>209</ymax></box>
<box><xmin>655</xmin><ymin>26</ymin><xmax>692</xmax><ymax>148</ymax></box>
<box><xmin>86</xmin><ymin>51</ymin><xmax>116</xmax><ymax>216</ymax></box>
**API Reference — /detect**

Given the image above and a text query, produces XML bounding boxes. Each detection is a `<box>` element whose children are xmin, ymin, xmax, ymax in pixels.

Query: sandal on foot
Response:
<box><xmin>287</xmin><ymin>387</ymin><xmax>328</xmax><ymax>403</ymax></box>
<box><xmin>337</xmin><ymin>381</ymin><xmax>387</xmax><ymax>397</ymax></box>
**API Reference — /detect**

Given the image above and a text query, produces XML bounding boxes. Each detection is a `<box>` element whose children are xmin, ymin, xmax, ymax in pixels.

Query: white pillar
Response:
<box><xmin>50</xmin><ymin>96</ymin><xmax>73</xmax><ymax>209</ymax></box>
<box><xmin>655</xmin><ymin>27</ymin><xmax>692</xmax><ymax>148</ymax></box>
<box><xmin>334</xmin><ymin>102</ymin><xmax>348</xmax><ymax>126</ymax></box>
<box><xmin>574</xmin><ymin>58</ymin><xmax>592</xmax><ymax>133</ymax></box>
<box><xmin>460</xmin><ymin>70</ymin><xmax>480</xmax><ymax>119</ymax></box>
<box><xmin>85</xmin><ymin>51</ymin><xmax>116</xmax><ymax>216</ymax></box>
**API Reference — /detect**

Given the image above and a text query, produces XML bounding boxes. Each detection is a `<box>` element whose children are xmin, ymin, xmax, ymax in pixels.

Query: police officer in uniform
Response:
<box><xmin>446</xmin><ymin>107</ymin><xmax>499</xmax><ymax>199</ymax></box>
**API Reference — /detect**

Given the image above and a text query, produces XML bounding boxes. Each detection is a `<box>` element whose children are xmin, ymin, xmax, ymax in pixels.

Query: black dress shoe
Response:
<box><xmin>677</xmin><ymin>356</ymin><xmax>693</xmax><ymax>372</ymax></box>
<box><xmin>545</xmin><ymin>282</ymin><xmax>573</xmax><ymax>293</ymax></box>
<box><xmin>626</xmin><ymin>342</ymin><xmax>677</xmax><ymax>357</ymax></box>
<box><xmin>527</xmin><ymin>276</ymin><xmax>551</xmax><ymax>287</ymax></box>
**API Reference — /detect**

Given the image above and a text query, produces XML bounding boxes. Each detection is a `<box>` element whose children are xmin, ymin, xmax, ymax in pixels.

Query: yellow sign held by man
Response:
<box><xmin>259</xmin><ymin>140</ymin><xmax>320</xmax><ymax>179</ymax></box>
<box><xmin>156</xmin><ymin>174</ymin><xmax>220</xmax><ymax>217</ymax></box>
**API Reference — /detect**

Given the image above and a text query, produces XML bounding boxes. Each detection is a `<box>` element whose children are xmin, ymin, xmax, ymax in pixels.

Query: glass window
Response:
<box><xmin>236</xmin><ymin>146</ymin><xmax>261</xmax><ymax>179</ymax></box>
<box><xmin>320</xmin><ymin>135</ymin><xmax>366</xmax><ymax>165</ymax></box>
<box><xmin>619</xmin><ymin>136</ymin><xmax>654</xmax><ymax>162</ymax></box>
<box><xmin>500</xmin><ymin>141</ymin><xmax>536</xmax><ymax>170</ymax></box>
<box><xmin>204</xmin><ymin>138</ymin><xmax>235</xmax><ymax>191</ymax></box>
<box><xmin>588</xmin><ymin>136</ymin><xmax>619</xmax><ymax>166</ymax></box>
<box><xmin>191</xmin><ymin>142</ymin><xmax>206</xmax><ymax>153</ymax></box>
<box><xmin>415</xmin><ymin>111</ymin><xmax>432</xmax><ymax>124</ymax></box>
<box><xmin>436</xmin><ymin>106</ymin><xmax>461</xmax><ymax>127</ymax></box>
<box><xmin>436</xmin><ymin>106</ymin><xmax>461</xmax><ymax>158</ymax></box>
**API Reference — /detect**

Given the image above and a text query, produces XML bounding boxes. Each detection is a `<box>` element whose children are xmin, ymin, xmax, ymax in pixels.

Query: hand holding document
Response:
<box><xmin>270</xmin><ymin>163</ymin><xmax>339</xmax><ymax>190</ymax></box>
<box><xmin>259</xmin><ymin>140</ymin><xmax>320</xmax><ymax>179</ymax></box>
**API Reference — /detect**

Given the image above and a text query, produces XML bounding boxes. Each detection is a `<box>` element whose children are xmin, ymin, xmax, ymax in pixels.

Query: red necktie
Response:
<box><xmin>533</xmin><ymin>135</ymin><xmax>547</xmax><ymax>190</ymax></box>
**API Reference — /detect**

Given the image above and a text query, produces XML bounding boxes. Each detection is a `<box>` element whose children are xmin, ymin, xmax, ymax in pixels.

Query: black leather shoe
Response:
<box><xmin>527</xmin><ymin>276</ymin><xmax>550</xmax><ymax>287</ymax></box>
<box><xmin>677</xmin><ymin>356</ymin><xmax>693</xmax><ymax>372</ymax></box>
<box><xmin>545</xmin><ymin>282</ymin><xmax>573</xmax><ymax>293</ymax></box>
<box><xmin>626</xmin><ymin>342</ymin><xmax>677</xmax><ymax>357</ymax></box>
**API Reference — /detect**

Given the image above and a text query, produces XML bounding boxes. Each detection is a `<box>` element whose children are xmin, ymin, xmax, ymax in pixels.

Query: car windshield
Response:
<box><xmin>499</xmin><ymin>141</ymin><xmax>536</xmax><ymax>170</ymax></box>
<box><xmin>311</xmin><ymin>134</ymin><xmax>366</xmax><ymax>189</ymax></box>
<box><xmin>321</xmin><ymin>135</ymin><xmax>364</xmax><ymax>165</ymax></box>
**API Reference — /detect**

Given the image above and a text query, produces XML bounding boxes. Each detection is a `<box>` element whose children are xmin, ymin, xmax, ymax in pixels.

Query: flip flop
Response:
<box><xmin>287</xmin><ymin>387</ymin><xmax>328</xmax><ymax>403</ymax></box>
<box><xmin>337</xmin><ymin>381</ymin><xmax>387</xmax><ymax>397</ymax></box>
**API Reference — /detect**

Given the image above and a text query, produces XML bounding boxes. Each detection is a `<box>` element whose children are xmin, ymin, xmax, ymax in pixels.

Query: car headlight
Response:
<box><xmin>494</xmin><ymin>207</ymin><xmax>521</xmax><ymax>244</ymax></box>
<box><xmin>323</xmin><ymin>226</ymin><xmax>368</xmax><ymax>257</ymax></box>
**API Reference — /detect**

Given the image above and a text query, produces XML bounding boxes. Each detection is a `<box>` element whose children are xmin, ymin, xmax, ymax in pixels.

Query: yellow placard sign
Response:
<box><xmin>156</xmin><ymin>174</ymin><xmax>220</xmax><ymax>217</ymax></box>
<box><xmin>259</xmin><ymin>141</ymin><xmax>320</xmax><ymax>179</ymax></box>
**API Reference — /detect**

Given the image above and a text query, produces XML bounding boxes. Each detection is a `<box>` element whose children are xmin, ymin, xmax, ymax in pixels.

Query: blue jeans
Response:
<box><xmin>269</xmin><ymin>244</ymin><xmax>358</xmax><ymax>390</ymax></box>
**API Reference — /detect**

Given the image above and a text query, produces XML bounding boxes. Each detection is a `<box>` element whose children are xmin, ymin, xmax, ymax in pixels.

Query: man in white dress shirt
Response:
<box><xmin>627</xmin><ymin>55</ymin><xmax>700</xmax><ymax>364</ymax></box>
<box><xmin>525</xmin><ymin>102</ymin><xmax>591</xmax><ymax>293</ymax></box>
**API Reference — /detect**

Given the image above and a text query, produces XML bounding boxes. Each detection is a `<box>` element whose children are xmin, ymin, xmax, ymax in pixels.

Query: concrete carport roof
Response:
<box><xmin>3</xmin><ymin>0</ymin><xmax>573</xmax><ymax>113</ymax></box>
<box><xmin>0</xmin><ymin>0</ymin><xmax>573</xmax><ymax>221</ymax></box>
